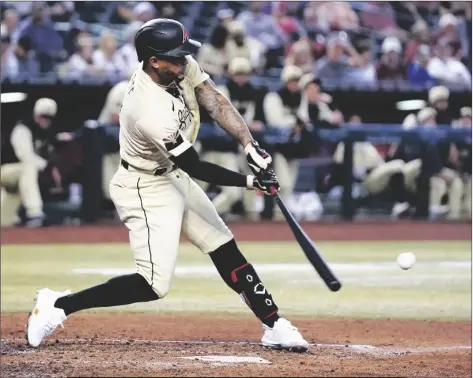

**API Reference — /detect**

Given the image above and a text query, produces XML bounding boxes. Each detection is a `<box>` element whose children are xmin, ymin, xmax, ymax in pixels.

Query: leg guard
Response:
<box><xmin>231</xmin><ymin>263</ymin><xmax>279</xmax><ymax>321</ymax></box>
<box><xmin>210</xmin><ymin>239</ymin><xmax>279</xmax><ymax>325</ymax></box>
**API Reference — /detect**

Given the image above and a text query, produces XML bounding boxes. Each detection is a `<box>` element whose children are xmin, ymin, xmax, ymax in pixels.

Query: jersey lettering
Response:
<box><xmin>177</xmin><ymin>108</ymin><xmax>192</xmax><ymax>131</ymax></box>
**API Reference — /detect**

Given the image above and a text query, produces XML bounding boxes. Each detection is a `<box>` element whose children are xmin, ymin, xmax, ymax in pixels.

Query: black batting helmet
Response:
<box><xmin>134</xmin><ymin>18</ymin><xmax>201</xmax><ymax>62</ymax></box>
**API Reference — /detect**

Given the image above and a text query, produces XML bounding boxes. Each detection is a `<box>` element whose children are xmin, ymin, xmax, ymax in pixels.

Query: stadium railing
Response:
<box><xmin>198</xmin><ymin>123</ymin><xmax>471</xmax><ymax>220</ymax></box>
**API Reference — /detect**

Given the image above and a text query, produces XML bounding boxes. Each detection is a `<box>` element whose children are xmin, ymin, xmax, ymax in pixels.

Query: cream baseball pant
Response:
<box><xmin>109</xmin><ymin>165</ymin><xmax>234</xmax><ymax>298</ymax></box>
<box><xmin>363</xmin><ymin>159</ymin><xmax>405</xmax><ymax>194</ymax></box>
<box><xmin>102</xmin><ymin>152</ymin><xmax>121</xmax><ymax>200</ymax></box>
<box><xmin>201</xmin><ymin>151</ymin><xmax>243</xmax><ymax>215</ymax></box>
<box><xmin>402</xmin><ymin>159</ymin><xmax>464</xmax><ymax>219</ymax></box>
<box><xmin>1</xmin><ymin>162</ymin><xmax>44</xmax><ymax>226</ymax></box>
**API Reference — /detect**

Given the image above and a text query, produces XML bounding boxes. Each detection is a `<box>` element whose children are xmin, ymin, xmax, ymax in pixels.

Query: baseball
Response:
<box><xmin>397</xmin><ymin>252</ymin><xmax>416</xmax><ymax>270</ymax></box>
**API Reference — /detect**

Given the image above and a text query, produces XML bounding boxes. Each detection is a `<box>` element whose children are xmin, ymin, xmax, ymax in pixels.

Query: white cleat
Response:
<box><xmin>26</xmin><ymin>288</ymin><xmax>70</xmax><ymax>348</ymax></box>
<box><xmin>391</xmin><ymin>202</ymin><xmax>410</xmax><ymax>218</ymax></box>
<box><xmin>261</xmin><ymin>318</ymin><xmax>309</xmax><ymax>352</ymax></box>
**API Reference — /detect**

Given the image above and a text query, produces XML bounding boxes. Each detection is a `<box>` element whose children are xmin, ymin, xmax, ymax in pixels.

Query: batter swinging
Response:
<box><xmin>27</xmin><ymin>19</ymin><xmax>308</xmax><ymax>352</ymax></box>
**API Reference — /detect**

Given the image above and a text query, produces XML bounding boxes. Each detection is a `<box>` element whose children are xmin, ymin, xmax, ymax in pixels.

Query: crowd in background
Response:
<box><xmin>1</xmin><ymin>1</ymin><xmax>472</xmax><ymax>89</ymax></box>
<box><xmin>1</xmin><ymin>1</ymin><xmax>471</xmax><ymax>226</ymax></box>
<box><xmin>196</xmin><ymin>1</ymin><xmax>472</xmax><ymax>89</ymax></box>
<box><xmin>0</xmin><ymin>1</ymin><xmax>181</xmax><ymax>80</ymax></box>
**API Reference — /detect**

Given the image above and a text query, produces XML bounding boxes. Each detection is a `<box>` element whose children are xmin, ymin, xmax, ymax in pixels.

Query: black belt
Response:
<box><xmin>121</xmin><ymin>159</ymin><xmax>174</xmax><ymax>176</ymax></box>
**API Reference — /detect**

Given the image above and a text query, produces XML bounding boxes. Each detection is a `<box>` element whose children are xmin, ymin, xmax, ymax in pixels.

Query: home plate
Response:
<box><xmin>181</xmin><ymin>356</ymin><xmax>271</xmax><ymax>364</ymax></box>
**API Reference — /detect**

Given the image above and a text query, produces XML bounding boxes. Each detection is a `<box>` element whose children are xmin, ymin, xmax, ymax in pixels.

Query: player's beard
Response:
<box><xmin>152</xmin><ymin>65</ymin><xmax>185</xmax><ymax>86</ymax></box>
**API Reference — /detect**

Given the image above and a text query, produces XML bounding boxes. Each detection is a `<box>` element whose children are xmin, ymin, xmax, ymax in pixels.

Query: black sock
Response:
<box><xmin>210</xmin><ymin>239</ymin><xmax>280</xmax><ymax>328</ymax></box>
<box><xmin>54</xmin><ymin>273</ymin><xmax>159</xmax><ymax>316</ymax></box>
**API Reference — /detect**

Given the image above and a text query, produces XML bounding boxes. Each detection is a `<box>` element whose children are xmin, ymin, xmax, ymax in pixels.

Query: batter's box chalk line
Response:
<box><xmin>9</xmin><ymin>338</ymin><xmax>471</xmax><ymax>356</ymax></box>
<box><xmin>181</xmin><ymin>356</ymin><xmax>271</xmax><ymax>364</ymax></box>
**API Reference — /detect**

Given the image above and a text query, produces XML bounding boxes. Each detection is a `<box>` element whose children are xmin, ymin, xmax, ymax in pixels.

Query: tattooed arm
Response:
<box><xmin>195</xmin><ymin>78</ymin><xmax>254</xmax><ymax>147</ymax></box>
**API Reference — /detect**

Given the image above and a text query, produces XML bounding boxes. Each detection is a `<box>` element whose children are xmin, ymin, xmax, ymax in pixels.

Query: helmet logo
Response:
<box><xmin>182</xmin><ymin>27</ymin><xmax>189</xmax><ymax>43</ymax></box>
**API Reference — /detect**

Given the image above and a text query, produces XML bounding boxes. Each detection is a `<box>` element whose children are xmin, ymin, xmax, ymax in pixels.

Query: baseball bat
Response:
<box><xmin>269</xmin><ymin>187</ymin><xmax>342</xmax><ymax>292</ymax></box>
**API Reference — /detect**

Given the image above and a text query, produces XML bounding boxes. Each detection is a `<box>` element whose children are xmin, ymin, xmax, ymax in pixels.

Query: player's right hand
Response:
<box><xmin>250</xmin><ymin>169</ymin><xmax>280</xmax><ymax>195</ymax></box>
<box><xmin>245</xmin><ymin>140</ymin><xmax>272</xmax><ymax>175</ymax></box>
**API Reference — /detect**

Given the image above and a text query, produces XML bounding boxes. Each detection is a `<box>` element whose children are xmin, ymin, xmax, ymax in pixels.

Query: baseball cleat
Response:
<box><xmin>26</xmin><ymin>288</ymin><xmax>70</xmax><ymax>348</ymax></box>
<box><xmin>391</xmin><ymin>202</ymin><xmax>410</xmax><ymax>219</ymax></box>
<box><xmin>261</xmin><ymin>318</ymin><xmax>309</xmax><ymax>352</ymax></box>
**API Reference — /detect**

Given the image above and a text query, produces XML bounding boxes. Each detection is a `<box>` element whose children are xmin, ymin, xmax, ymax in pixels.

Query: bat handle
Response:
<box><xmin>269</xmin><ymin>186</ymin><xmax>278</xmax><ymax>195</ymax></box>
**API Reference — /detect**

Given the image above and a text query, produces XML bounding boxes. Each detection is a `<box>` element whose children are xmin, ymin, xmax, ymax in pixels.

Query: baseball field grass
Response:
<box><xmin>1</xmin><ymin>241</ymin><xmax>471</xmax><ymax>320</ymax></box>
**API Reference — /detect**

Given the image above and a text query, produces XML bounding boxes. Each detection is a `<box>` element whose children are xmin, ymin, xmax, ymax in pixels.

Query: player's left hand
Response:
<box><xmin>245</xmin><ymin>140</ymin><xmax>272</xmax><ymax>175</ymax></box>
<box><xmin>251</xmin><ymin>169</ymin><xmax>280</xmax><ymax>195</ymax></box>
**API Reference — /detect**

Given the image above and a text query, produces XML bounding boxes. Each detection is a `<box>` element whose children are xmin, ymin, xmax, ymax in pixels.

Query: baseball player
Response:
<box><xmin>27</xmin><ymin>19</ymin><xmax>308</xmax><ymax>352</ymax></box>
<box><xmin>1</xmin><ymin>98</ymin><xmax>58</xmax><ymax>227</ymax></box>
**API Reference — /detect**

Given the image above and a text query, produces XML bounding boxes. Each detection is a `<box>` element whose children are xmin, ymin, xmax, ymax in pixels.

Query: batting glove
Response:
<box><xmin>245</xmin><ymin>141</ymin><xmax>272</xmax><ymax>175</ymax></box>
<box><xmin>247</xmin><ymin>169</ymin><xmax>280</xmax><ymax>195</ymax></box>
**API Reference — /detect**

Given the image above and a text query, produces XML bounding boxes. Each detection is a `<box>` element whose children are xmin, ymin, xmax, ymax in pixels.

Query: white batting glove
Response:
<box><xmin>244</xmin><ymin>141</ymin><xmax>272</xmax><ymax>175</ymax></box>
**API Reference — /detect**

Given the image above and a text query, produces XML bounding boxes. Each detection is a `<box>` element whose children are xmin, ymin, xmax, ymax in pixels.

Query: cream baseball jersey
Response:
<box><xmin>118</xmin><ymin>56</ymin><xmax>209</xmax><ymax>171</ymax></box>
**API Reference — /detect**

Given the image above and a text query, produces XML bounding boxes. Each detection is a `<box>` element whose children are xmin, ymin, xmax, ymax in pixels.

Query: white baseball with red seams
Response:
<box><xmin>397</xmin><ymin>252</ymin><xmax>416</xmax><ymax>270</ymax></box>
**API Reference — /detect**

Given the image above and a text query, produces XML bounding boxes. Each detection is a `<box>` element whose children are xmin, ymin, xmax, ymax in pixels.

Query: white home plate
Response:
<box><xmin>181</xmin><ymin>356</ymin><xmax>271</xmax><ymax>364</ymax></box>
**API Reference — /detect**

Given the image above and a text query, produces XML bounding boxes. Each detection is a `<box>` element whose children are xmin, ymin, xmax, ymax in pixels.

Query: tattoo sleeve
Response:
<box><xmin>195</xmin><ymin>79</ymin><xmax>253</xmax><ymax>147</ymax></box>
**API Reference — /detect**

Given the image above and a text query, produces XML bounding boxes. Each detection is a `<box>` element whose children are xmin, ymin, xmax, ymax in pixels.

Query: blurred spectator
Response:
<box><xmin>427</xmin><ymin>41</ymin><xmax>472</xmax><ymax>89</ymax></box>
<box><xmin>58</xmin><ymin>32</ymin><xmax>96</xmax><ymax>79</ymax></box>
<box><xmin>226</xmin><ymin>21</ymin><xmax>265</xmax><ymax>73</ymax></box>
<box><xmin>76</xmin><ymin>2</ymin><xmax>108</xmax><ymax>23</ymax></box>
<box><xmin>428</xmin><ymin>86</ymin><xmax>453</xmax><ymax>125</ymax></box>
<box><xmin>434</xmin><ymin>13</ymin><xmax>464</xmax><ymax>58</ymax></box>
<box><xmin>407</xmin><ymin>44</ymin><xmax>436</xmax><ymax>87</ymax></box>
<box><xmin>263</xmin><ymin>65</ymin><xmax>303</xmax><ymax>129</ymax></box>
<box><xmin>345</xmin><ymin>39</ymin><xmax>377</xmax><ymax>87</ymax></box>
<box><xmin>92</xmin><ymin>29</ymin><xmax>126</xmax><ymax>78</ymax></box>
<box><xmin>219</xmin><ymin>58</ymin><xmax>265</xmax><ymax>133</ymax></box>
<box><xmin>416</xmin><ymin>107</ymin><xmax>437</xmax><ymax>127</ymax></box>
<box><xmin>303</xmin><ymin>2</ymin><xmax>359</xmax><ymax>32</ymax></box>
<box><xmin>389</xmin><ymin>107</ymin><xmax>449</xmax><ymax>219</ymax></box>
<box><xmin>109</xmin><ymin>1</ymin><xmax>157</xmax><ymax>24</ymax></box>
<box><xmin>2</xmin><ymin>1</ymin><xmax>33</xmax><ymax>19</ymax></box>
<box><xmin>49</xmin><ymin>2</ymin><xmax>76</xmax><ymax>22</ymax></box>
<box><xmin>1</xmin><ymin>98</ymin><xmax>58</xmax><ymax>227</ymax></box>
<box><xmin>285</xmin><ymin>34</ymin><xmax>314</xmax><ymax>73</ymax></box>
<box><xmin>405</xmin><ymin>20</ymin><xmax>432</xmax><ymax>65</ymax></box>
<box><xmin>452</xmin><ymin>106</ymin><xmax>472</xmax><ymax>219</ymax></box>
<box><xmin>263</xmin><ymin>65</ymin><xmax>305</xmax><ymax>219</ymax></box>
<box><xmin>272</xmin><ymin>2</ymin><xmax>305</xmax><ymax>40</ymax></box>
<box><xmin>201</xmin><ymin>58</ymin><xmax>263</xmax><ymax>218</ymax></box>
<box><xmin>98</xmin><ymin>79</ymin><xmax>130</xmax><ymax>200</ymax></box>
<box><xmin>417</xmin><ymin>106</ymin><xmax>464</xmax><ymax>220</ymax></box>
<box><xmin>376</xmin><ymin>37</ymin><xmax>406</xmax><ymax>80</ymax></box>
<box><xmin>236</xmin><ymin>1</ymin><xmax>287</xmax><ymax>51</ymax></box>
<box><xmin>1</xmin><ymin>8</ymin><xmax>20</xmax><ymax>44</ymax></box>
<box><xmin>132</xmin><ymin>2</ymin><xmax>157</xmax><ymax>23</ymax></box>
<box><xmin>217</xmin><ymin>8</ymin><xmax>235</xmax><ymax>26</ymax></box>
<box><xmin>18</xmin><ymin>2</ymin><xmax>64</xmax><ymax>73</ymax></box>
<box><xmin>1</xmin><ymin>33</ymin><xmax>19</xmax><ymax>79</ymax></box>
<box><xmin>359</xmin><ymin>2</ymin><xmax>407</xmax><ymax>39</ymax></box>
<box><xmin>454</xmin><ymin>106</ymin><xmax>473</xmax><ymax>128</ymax></box>
<box><xmin>298</xmin><ymin>73</ymin><xmax>343</xmax><ymax>128</ymax></box>
<box><xmin>196</xmin><ymin>25</ymin><xmax>229</xmax><ymax>77</ymax></box>
<box><xmin>315</xmin><ymin>32</ymin><xmax>362</xmax><ymax>84</ymax></box>
<box><xmin>332</xmin><ymin>118</ymin><xmax>413</xmax><ymax>219</ymax></box>
<box><xmin>117</xmin><ymin>21</ymin><xmax>143</xmax><ymax>75</ymax></box>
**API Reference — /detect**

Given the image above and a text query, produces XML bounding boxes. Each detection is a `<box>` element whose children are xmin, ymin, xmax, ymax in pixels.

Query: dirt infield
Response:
<box><xmin>1</xmin><ymin>313</ymin><xmax>471</xmax><ymax>377</ymax></box>
<box><xmin>1</xmin><ymin>220</ymin><xmax>471</xmax><ymax>243</ymax></box>
<box><xmin>1</xmin><ymin>222</ymin><xmax>471</xmax><ymax>376</ymax></box>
